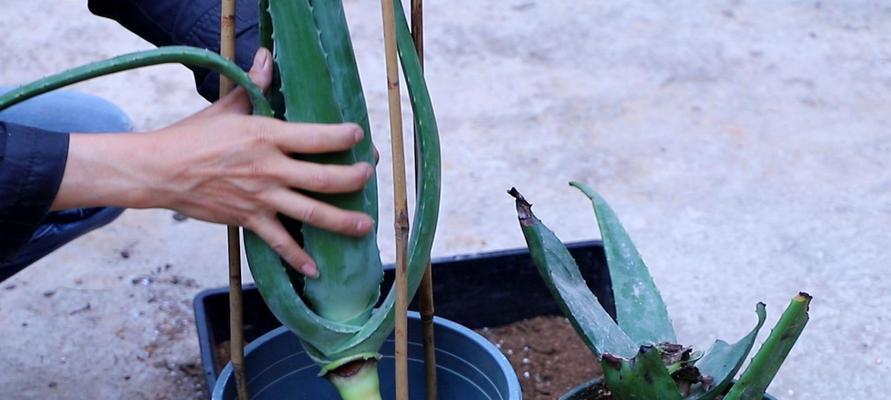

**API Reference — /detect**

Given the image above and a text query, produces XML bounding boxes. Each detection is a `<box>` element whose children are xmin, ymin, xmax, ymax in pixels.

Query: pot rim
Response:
<box><xmin>213</xmin><ymin>311</ymin><xmax>522</xmax><ymax>399</ymax></box>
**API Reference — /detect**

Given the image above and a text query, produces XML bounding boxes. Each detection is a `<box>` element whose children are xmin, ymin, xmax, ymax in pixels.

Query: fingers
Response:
<box><xmin>262</xmin><ymin>188</ymin><xmax>373</xmax><ymax>237</ymax></box>
<box><xmin>267</xmin><ymin>158</ymin><xmax>373</xmax><ymax>194</ymax></box>
<box><xmin>248</xmin><ymin>216</ymin><xmax>319</xmax><ymax>278</ymax></box>
<box><xmin>251</xmin><ymin>119</ymin><xmax>364</xmax><ymax>154</ymax></box>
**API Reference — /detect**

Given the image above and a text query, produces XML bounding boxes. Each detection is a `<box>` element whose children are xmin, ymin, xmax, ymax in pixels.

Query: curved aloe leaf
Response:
<box><xmin>724</xmin><ymin>293</ymin><xmax>811</xmax><ymax>400</ymax></box>
<box><xmin>687</xmin><ymin>303</ymin><xmax>767</xmax><ymax>400</ymax></box>
<box><xmin>0</xmin><ymin>46</ymin><xmax>271</xmax><ymax>117</ymax></box>
<box><xmin>602</xmin><ymin>346</ymin><xmax>684</xmax><ymax>400</ymax></box>
<box><xmin>509</xmin><ymin>188</ymin><xmax>637</xmax><ymax>359</ymax></box>
<box><xmin>570</xmin><ymin>181</ymin><xmax>676</xmax><ymax>345</ymax></box>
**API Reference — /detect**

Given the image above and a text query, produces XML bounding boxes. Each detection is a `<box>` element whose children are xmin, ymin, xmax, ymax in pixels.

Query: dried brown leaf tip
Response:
<box><xmin>508</xmin><ymin>187</ymin><xmax>534</xmax><ymax>224</ymax></box>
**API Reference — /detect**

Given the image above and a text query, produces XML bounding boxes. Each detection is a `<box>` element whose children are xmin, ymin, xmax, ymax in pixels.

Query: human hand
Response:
<box><xmin>53</xmin><ymin>48</ymin><xmax>374</xmax><ymax>278</ymax></box>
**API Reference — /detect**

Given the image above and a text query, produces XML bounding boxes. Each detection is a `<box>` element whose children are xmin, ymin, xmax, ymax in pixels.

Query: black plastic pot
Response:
<box><xmin>560</xmin><ymin>378</ymin><xmax>778</xmax><ymax>400</ymax></box>
<box><xmin>213</xmin><ymin>312</ymin><xmax>520</xmax><ymax>399</ymax></box>
<box><xmin>193</xmin><ymin>240</ymin><xmax>614</xmax><ymax>392</ymax></box>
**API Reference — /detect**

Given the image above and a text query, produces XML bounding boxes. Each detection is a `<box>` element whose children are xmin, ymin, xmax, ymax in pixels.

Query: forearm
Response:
<box><xmin>51</xmin><ymin>132</ymin><xmax>161</xmax><ymax>211</ymax></box>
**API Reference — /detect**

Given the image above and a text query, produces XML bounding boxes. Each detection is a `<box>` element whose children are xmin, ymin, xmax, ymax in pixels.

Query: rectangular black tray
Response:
<box><xmin>193</xmin><ymin>240</ymin><xmax>613</xmax><ymax>392</ymax></box>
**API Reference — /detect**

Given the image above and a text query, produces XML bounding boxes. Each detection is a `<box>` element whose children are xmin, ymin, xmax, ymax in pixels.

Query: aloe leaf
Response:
<box><xmin>687</xmin><ymin>303</ymin><xmax>767</xmax><ymax>400</ymax></box>
<box><xmin>509</xmin><ymin>188</ymin><xmax>637</xmax><ymax>359</ymax></box>
<box><xmin>265</xmin><ymin>0</ymin><xmax>382</xmax><ymax>325</ymax></box>
<box><xmin>311</xmin><ymin>1</ymin><xmax>379</xmax><ymax>226</ymax></box>
<box><xmin>0</xmin><ymin>46</ymin><xmax>270</xmax><ymax>117</ymax></box>
<box><xmin>724</xmin><ymin>293</ymin><xmax>811</xmax><ymax>400</ymax></box>
<box><xmin>244</xmin><ymin>233</ymin><xmax>361</xmax><ymax>345</ymax></box>
<box><xmin>570</xmin><ymin>182</ymin><xmax>676</xmax><ymax>345</ymax></box>
<box><xmin>602</xmin><ymin>346</ymin><xmax>684</xmax><ymax>400</ymax></box>
<box><xmin>313</xmin><ymin>0</ymin><xmax>441</xmax><ymax>361</ymax></box>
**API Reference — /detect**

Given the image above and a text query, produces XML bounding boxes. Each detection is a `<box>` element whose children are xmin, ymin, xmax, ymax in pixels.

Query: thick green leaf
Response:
<box><xmin>314</xmin><ymin>0</ymin><xmax>441</xmax><ymax>361</ymax></box>
<box><xmin>509</xmin><ymin>188</ymin><xmax>637</xmax><ymax>359</ymax></box>
<box><xmin>311</xmin><ymin>1</ymin><xmax>379</xmax><ymax>225</ymax></box>
<box><xmin>724</xmin><ymin>293</ymin><xmax>811</xmax><ymax>400</ymax></box>
<box><xmin>602</xmin><ymin>346</ymin><xmax>684</xmax><ymax>400</ymax></box>
<box><xmin>570</xmin><ymin>182</ymin><xmax>676</xmax><ymax>345</ymax></box>
<box><xmin>266</xmin><ymin>0</ymin><xmax>382</xmax><ymax>325</ymax></box>
<box><xmin>687</xmin><ymin>303</ymin><xmax>767</xmax><ymax>400</ymax></box>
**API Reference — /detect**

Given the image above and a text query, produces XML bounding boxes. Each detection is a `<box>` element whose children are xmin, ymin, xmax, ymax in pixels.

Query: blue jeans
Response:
<box><xmin>0</xmin><ymin>87</ymin><xmax>133</xmax><ymax>281</ymax></box>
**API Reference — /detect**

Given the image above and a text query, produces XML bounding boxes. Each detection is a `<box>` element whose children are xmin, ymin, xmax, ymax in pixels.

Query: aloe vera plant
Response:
<box><xmin>0</xmin><ymin>2</ymin><xmax>439</xmax><ymax>399</ymax></box>
<box><xmin>508</xmin><ymin>183</ymin><xmax>809</xmax><ymax>400</ymax></box>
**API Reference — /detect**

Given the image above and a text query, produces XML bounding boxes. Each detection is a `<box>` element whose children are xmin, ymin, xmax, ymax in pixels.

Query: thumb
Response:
<box><xmin>213</xmin><ymin>48</ymin><xmax>274</xmax><ymax>114</ymax></box>
<box><xmin>247</xmin><ymin>47</ymin><xmax>274</xmax><ymax>91</ymax></box>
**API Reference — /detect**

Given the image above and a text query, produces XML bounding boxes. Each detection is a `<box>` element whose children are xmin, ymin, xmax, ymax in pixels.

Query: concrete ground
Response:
<box><xmin>1</xmin><ymin>1</ymin><xmax>889</xmax><ymax>399</ymax></box>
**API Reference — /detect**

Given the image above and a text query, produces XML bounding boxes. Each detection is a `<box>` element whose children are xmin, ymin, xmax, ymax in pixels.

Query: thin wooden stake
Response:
<box><xmin>221</xmin><ymin>1</ymin><xmax>249</xmax><ymax>399</ymax></box>
<box><xmin>411</xmin><ymin>1</ymin><xmax>438</xmax><ymax>399</ymax></box>
<box><xmin>380</xmin><ymin>0</ymin><xmax>410</xmax><ymax>399</ymax></box>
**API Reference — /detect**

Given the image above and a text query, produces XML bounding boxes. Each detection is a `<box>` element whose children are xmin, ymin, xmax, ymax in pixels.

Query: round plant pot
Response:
<box><xmin>213</xmin><ymin>312</ymin><xmax>521</xmax><ymax>399</ymax></box>
<box><xmin>560</xmin><ymin>378</ymin><xmax>778</xmax><ymax>400</ymax></box>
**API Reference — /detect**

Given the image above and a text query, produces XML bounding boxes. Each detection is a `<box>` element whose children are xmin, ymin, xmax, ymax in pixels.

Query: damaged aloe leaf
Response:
<box><xmin>509</xmin><ymin>185</ymin><xmax>810</xmax><ymax>400</ymax></box>
<box><xmin>509</xmin><ymin>188</ymin><xmax>637</xmax><ymax>359</ymax></box>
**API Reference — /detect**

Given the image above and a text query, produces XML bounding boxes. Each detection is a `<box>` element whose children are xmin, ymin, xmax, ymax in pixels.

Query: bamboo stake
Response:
<box><xmin>411</xmin><ymin>1</ymin><xmax>438</xmax><ymax>399</ymax></box>
<box><xmin>220</xmin><ymin>1</ymin><xmax>249</xmax><ymax>399</ymax></box>
<box><xmin>380</xmin><ymin>0</ymin><xmax>410</xmax><ymax>399</ymax></box>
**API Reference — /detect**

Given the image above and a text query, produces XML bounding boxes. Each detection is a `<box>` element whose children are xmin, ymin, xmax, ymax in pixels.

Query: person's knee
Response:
<box><xmin>0</xmin><ymin>86</ymin><xmax>132</xmax><ymax>133</ymax></box>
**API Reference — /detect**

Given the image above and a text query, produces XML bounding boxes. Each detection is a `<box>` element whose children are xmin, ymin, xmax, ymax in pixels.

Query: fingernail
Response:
<box><xmin>300</xmin><ymin>263</ymin><xmax>319</xmax><ymax>279</ymax></box>
<box><xmin>253</xmin><ymin>49</ymin><xmax>269</xmax><ymax>70</ymax></box>
<box><xmin>262</xmin><ymin>50</ymin><xmax>271</xmax><ymax>69</ymax></box>
<box><xmin>353</xmin><ymin>127</ymin><xmax>364</xmax><ymax>143</ymax></box>
<box><xmin>365</xmin><ymin>163</ymin><xmax>373</xmax><ymax>179</ymax></box>
<box><xmin>356</xmin><ymin>219</ymin><xmax>370</xmax><ymax>233</ymax></box>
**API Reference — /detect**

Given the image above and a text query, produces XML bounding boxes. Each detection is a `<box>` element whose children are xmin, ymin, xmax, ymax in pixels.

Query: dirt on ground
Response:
<box><xmin>479</xmin><ymin>316</ymin><xmax>603</xmax><ymax>400</ymax></box>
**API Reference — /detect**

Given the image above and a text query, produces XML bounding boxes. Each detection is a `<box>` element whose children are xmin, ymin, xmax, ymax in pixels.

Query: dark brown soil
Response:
<box><xmin>478</xmin><ymin>316</ymin><xmax>603</xmax><ymax>400</ymax></box>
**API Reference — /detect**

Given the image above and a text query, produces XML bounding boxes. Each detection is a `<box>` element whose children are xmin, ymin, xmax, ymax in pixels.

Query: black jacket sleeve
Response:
<box><xmin>87</xmin><ymin>0</ymin><xmax>261</xmax><ymax>102</ymax></box>
<box><xmin>0</xmin><ymin>123</ymin><xmax>69</xmax><ymax>261</ymax></box>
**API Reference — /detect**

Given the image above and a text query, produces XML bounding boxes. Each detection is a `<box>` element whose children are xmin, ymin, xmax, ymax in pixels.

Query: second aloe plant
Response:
<box><xmin>509</xmin><ymin>183</ymin><xmax>809</xmax><ymax>400</ymax></box>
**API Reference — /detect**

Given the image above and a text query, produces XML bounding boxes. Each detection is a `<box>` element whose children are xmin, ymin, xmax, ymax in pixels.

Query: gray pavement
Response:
<box><xmin>1</xmin><ymin>1</ymin><xmax>889</xmax><ymax>399</ymax></box>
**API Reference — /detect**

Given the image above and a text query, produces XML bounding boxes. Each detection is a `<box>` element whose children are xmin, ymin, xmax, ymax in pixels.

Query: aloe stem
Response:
<box><xmin>328</xmin><ymin>360</ymin><xmax>384</xmax><ymax>400</ymax></box>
